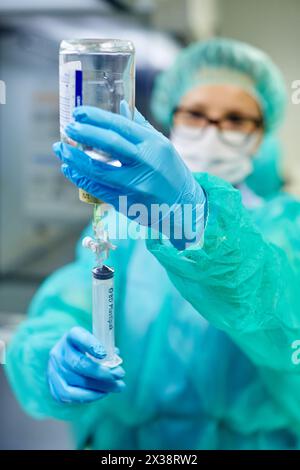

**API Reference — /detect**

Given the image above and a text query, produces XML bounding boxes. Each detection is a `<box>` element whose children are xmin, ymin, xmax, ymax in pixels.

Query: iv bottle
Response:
<box><xmin>59</xmin><ymin>39</ymin><xmax>135</xmax><ymax>204</ymax></box>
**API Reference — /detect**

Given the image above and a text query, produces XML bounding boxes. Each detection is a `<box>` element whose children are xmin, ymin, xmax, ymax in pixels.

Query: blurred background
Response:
<box><xmin>0</xmin><ymin>0</ymin><xmax>299</xmax><ymax>450</ymax></box>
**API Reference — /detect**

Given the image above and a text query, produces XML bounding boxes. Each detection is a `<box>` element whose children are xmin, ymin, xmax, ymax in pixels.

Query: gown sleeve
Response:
<box><xmin>147</xmin><ymin>173</ymin><xmax>300</xmax><ymax>425</ymax></box>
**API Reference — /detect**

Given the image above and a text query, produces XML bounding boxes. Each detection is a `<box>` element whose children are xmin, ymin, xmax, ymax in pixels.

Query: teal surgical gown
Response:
<box><xmin>5</xmin><ymin>173</ymin><xmax>300</xmax><ymax>450</ymax></box>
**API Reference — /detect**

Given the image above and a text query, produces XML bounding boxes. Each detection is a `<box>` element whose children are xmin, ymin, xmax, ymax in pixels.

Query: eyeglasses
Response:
<box><xmin>173</xmin><ymin>107</ymin><xmax>263</xmax><ymax>147</ymax></box>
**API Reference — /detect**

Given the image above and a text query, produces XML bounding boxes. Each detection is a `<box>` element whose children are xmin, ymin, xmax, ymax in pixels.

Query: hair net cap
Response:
<box><xmin>151</xmin><ymin>38</ymin><xmax>287</xmax><ymax>133</ymax></box>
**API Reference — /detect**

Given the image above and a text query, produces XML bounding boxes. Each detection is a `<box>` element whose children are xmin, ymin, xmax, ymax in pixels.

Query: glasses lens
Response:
<box><xmin>174</xmin><ymin>109</ymin><xmax>208</xmax><ymax>128</ymax></box>
<box><xmin>221</xmin><ymin>115</ymin><xmax>260</xmax><ymax>132</ymax></box>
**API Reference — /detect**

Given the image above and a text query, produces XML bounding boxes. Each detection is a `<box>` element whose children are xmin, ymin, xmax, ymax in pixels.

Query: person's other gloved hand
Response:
<box><xmin>53</xmin><ymin>106</ymin><xmax>206</xmax><ymax>249</ymax></box>
<box><xmin>48</xmin><ymin>326</ymin><xmax>125</xmax><ymax>404</ymax></box>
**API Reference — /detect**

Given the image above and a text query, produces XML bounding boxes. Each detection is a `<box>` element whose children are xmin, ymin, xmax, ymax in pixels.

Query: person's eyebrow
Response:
<box><xmin>223</xmin><ymin>110</ymin><xmax>263</xmax><ymax>120</ymax></box>
<box><xmin>181</xmin><ymin>104</ymin><xmax>208</xmax><ymax>112</ymax></box>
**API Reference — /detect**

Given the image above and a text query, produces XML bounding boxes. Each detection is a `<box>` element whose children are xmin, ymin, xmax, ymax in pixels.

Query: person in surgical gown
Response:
<box><xmin>6</xmin><ymin>38</ymin><xmax>300</xmax><ymax>450</ymax></box>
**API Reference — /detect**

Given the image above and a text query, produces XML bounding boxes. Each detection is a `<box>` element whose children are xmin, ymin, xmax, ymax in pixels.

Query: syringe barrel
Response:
<box><xmin>92</xmin><ymin>265</ymin><xmax>122</xmax><ymax>368</ymax></box>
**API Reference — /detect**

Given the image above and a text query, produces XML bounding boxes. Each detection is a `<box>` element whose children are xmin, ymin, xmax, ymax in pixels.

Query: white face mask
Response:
<box><xmin>170</xmin><ymin>125</ymin><xmax>259</xmax><ymax>185</ymax></box>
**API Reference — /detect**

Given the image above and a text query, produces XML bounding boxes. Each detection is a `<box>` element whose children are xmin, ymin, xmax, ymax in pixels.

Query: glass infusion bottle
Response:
<box><xmin>59</xmin><ymin>38</ymin><xmax>135</xmax><ymax>203</ymax></box>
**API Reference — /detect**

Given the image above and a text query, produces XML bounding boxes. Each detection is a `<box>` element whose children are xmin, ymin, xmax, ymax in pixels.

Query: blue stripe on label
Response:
<box><xmin>75</xmin><ymin>70</ymin><xmax>83</xmax><ymax>107</ymax></box>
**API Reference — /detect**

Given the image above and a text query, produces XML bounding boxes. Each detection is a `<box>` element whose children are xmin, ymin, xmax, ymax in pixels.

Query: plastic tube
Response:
<box><xmin>92</xmin><ymin>265</ymin><xmax>122</xmax><ymax>368</ymax></box>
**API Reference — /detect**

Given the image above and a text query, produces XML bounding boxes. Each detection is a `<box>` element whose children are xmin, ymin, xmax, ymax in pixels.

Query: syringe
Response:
<box><xmin>92</xmin><ymin>265</ymin><xmax>122</xmax><ymax>368</ymax></box>
<box><xmin>82</xmin><ymin>203</ymin><xmax>121</xmax><ymax>368</ymax></box>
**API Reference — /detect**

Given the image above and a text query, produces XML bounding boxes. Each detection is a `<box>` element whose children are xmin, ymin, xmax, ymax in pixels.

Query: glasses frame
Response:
<box><xmin>173</xmin><ymin>106</ymin><xmax>264</xmax><ymax>148</ymax></box>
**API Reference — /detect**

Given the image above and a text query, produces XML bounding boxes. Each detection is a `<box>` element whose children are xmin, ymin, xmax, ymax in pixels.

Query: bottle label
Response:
<box><xmin>59</xmin><ymin>61</ymin><xmax>82</xmax><ymax>137</ymax></box>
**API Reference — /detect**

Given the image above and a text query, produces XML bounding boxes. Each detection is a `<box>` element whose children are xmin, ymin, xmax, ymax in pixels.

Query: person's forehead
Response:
<box><xmin>179</xmin><ymin>84</ymin><xmax>261</xmax><ymax>115</ymax></box>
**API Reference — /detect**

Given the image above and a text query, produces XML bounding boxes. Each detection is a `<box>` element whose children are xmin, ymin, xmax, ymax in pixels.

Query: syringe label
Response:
<box><xmin>107</xmin><ymin>287</ymin><xmax>114</xmax><ymax>331</ymax></box>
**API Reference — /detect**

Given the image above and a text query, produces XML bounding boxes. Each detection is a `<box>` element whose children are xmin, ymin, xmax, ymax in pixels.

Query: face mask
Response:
<box><xmin>170</xmin><ymin>125</ymin><xmax>259</xmax><ymax>185</ymax></box>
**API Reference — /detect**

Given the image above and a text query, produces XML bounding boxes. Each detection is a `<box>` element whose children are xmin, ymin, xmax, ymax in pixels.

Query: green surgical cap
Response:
<box><xmin>151</xmin><ymin>37</ymin><xmax>287</xmax><ymax>133</ymax></box>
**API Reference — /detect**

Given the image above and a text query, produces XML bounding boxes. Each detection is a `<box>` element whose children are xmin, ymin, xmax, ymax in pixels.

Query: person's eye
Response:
<box><xmin>187</xmin><ymin>110</ymin><xmax>206</xmax><ymax>119</ymax></box>
<box><xmin>225</xmin><ymin>114</ymin><xmax>245</xmax><ymax>125</ymax></box>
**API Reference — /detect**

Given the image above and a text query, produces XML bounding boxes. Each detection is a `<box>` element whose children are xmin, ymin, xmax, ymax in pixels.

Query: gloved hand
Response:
<box><xmin>53</xmin><ymin>106</ymin><xmax>206</xmax><ymax>249</ymax></box>
<box><xmin>48</xmin><ymin>326</ymin><xmax>125</xmax><ymax>404</ymax></box>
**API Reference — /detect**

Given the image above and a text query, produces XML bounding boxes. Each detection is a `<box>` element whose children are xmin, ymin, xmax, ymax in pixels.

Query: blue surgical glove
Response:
<box><xmin>53</xmin><ymin>106</ymin><xmax>206</xmax><ymax>249</ymax></box>
<box><xmin>48</xmin><ymin>326</ymin><xmax>125</xmax><ymax>404</ymax></box>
